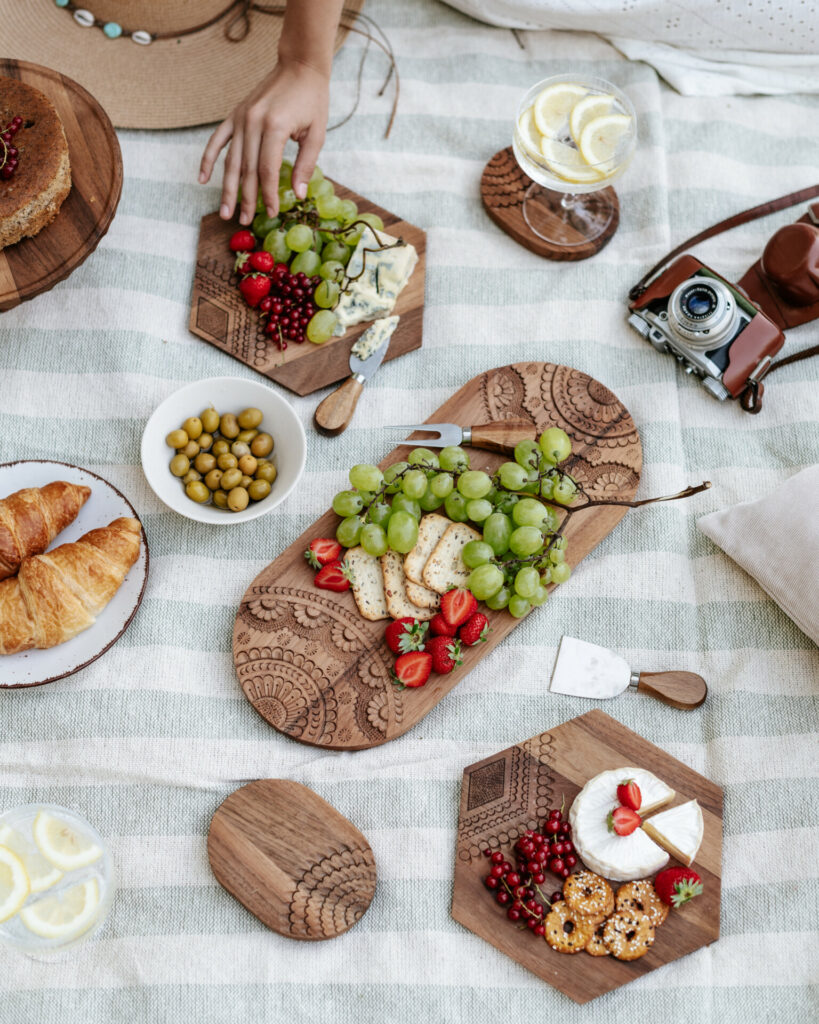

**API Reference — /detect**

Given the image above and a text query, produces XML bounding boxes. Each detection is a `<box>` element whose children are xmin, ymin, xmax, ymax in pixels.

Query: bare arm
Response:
<box><xmin>199</xmin><ymin>0</ymin><xmax>345</xmax><ymax>224</ymax></box>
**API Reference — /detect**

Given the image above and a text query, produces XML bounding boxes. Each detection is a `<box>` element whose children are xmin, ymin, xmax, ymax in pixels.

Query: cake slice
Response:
<box><xmin>642</xmin><ymin>800</ymin><xmax>704</xmax><ymax>866</ymax></box>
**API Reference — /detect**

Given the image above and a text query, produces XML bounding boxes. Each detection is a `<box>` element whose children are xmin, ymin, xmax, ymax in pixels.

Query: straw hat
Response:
<box><xmin>0</xmin><ymin>0</ymin><xmax>365</xmax><ymax>129</ymax></box>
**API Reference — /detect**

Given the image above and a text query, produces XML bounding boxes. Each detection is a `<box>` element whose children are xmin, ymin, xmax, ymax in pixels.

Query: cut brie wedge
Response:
<box><xmin>642</xmin><ymin>799</ymin><xmax>704</xmax><ymax>866</ymax></box>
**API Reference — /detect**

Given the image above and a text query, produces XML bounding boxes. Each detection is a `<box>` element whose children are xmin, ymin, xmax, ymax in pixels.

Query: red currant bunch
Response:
<box><xmin>259</xmin><ymin>267</ymin><xmax>319</xmax><ymax>351</ymax></box>
<box><xmin>0</xmin><ymin>115</ymin><xmax>23</xmax><ymax>181</ymax></box>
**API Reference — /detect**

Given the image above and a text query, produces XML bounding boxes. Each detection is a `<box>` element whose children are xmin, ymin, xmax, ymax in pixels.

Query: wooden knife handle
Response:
<box><xmin>469</xmin><ymin>419</ymin><xmax>537</xmax><ymax>454</ymax></box>
<box><xmin>314</xmin><ymin>377</ymin><xmax>364</xmax><ymax>436</ymax></box>
<box><xmin>636</xmin><ymin>671</ymin><xmax>707</xmax><ymax>710</ymax></box>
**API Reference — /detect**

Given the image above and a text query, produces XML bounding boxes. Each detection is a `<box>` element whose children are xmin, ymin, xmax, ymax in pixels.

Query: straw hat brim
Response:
<box><xmin>0</xmin><ymin>1</ymin><xmax>364</xmax><ymax>129</ymax></box>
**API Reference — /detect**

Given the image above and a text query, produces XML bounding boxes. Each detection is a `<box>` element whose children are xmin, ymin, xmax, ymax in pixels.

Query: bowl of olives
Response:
<box><xmin>141</xmin><ymin>376</ymin><xmax>306</xmax><ymax>523</ymax></box>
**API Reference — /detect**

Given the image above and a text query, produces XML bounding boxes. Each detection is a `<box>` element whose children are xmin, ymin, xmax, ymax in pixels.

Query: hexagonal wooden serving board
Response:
<box><xmin>452</xmin><ymin>710</ymin><xmax>723</xmax><ymax>1004</ymax></box>
<box><xmin>189</xmin><ymin>182</ymin><xmax>426</xmax><ymax>396</ymax></box>
<box><xmin>233</xmin><ymin>363</ymin><xmax>642</xmax><ymax>750</ymax></box>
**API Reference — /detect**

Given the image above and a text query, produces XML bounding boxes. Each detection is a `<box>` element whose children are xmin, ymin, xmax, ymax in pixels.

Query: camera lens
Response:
<box><xmin>667</xmin><ymin>276</ymin><xmax>739</xmax><ymax>350</ymax></box>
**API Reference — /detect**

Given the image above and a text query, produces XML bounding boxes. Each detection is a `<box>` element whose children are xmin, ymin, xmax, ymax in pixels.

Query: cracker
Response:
<box><xmin>345</xmin><ymin>546</ymin><xmax>389</xmax><ymax>621</ymax></box>
<box><xmin>380</xmin><ymin>549</ymin><xmax>436</xmax><ymax>621</ymax></box>
<box><xmin>404</xmin><ymin>513</ymin><xmax>451</xmax><ymax>586</ymax></box>
<box><xmin>406</xmin><ymin>579</ymin><xmax>440</xmax><ymax>611</ymax></box>
<box><xmin>421</xmin><ymin>523</ymin><xmax>482</xmax><ymax>594</ymax></box>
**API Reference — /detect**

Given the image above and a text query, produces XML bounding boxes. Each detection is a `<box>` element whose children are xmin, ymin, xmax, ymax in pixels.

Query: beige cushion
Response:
<box><xmin>697</xmin><ymin>466</ymin><xmax>819</xmax><ymax>645</ymax></box>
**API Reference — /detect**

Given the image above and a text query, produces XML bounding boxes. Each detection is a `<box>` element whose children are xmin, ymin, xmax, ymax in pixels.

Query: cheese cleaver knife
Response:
<box><xmin>549</xmin><ymin>636</ymin><xmax>707</xmax><ymax>710</ymax></box>
<box><xmin>314</xmin><ymin>330</ymin><xmax>391</xmax><ymax>436</ymax></box>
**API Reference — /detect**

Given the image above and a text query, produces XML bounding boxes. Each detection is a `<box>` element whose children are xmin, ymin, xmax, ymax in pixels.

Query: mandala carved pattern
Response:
<box><xmin>288</xmin><ymin>845</ymin><xmax>377</xmax><ymax>939</ymax></box>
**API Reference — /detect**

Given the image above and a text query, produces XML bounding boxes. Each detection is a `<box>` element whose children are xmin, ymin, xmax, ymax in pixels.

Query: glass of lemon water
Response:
<box><xmin>513</xmin><ymin>74</ymin><xmax>636</xmax><ymax>248</ymax></box>
<box><xmin>0</xmin><ymin>804</ymin><xmax>115</xmax><ymax>957</ymax></box>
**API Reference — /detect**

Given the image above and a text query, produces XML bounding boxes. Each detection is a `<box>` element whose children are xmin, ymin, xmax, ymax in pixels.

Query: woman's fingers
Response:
<box><xmin>199</xmin><ymin>117</ymin><xmax>234</xmax><ymax>185</ymax></box>
<box><xmin>259</xmin><ymin>129</ymin><xmax>288</xmax><ymax>217</ymax></box>
<box><xmin>291</xmin><ymin>124</ymin><xmax>326</xmax><ymax>199</ymax></box>
<box><xmin>220</xmin><ymin>128</ymin><xmax>244</xmax><ymax>220</ymax></box>
<box><xmin>239</xmin><ymin>119</ymin><xmax>263</xmax><ymax>226</ymax></box>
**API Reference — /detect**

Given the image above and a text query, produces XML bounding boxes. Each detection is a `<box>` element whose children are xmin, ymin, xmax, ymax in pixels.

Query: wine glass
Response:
<box><xmin>512</xmin><ymin>74</ymin><xmax>637</xmax><ymax>248</ymax></box>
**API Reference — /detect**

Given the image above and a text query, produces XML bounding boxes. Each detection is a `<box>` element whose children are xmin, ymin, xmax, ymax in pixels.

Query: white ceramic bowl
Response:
<box><xmin>141</xmin><ymin>376</ymin><xmax>306</xmax><ymax>524</ymax></box>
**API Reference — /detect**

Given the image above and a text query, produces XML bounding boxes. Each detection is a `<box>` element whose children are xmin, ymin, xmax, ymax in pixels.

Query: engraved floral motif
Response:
<box><xmin>332</xmin><ymin>622</ymin><xmax>364</xmax><ymax>653</ymax></box>
<box><xmin>358</xmin><ymin>657</ymin><xmax>389</xmax><ymax>689</ymax></box>
<box><xmin>288</xmin><ymin>845</ymin><xmax>376</xmax><ymax>939</ymax></box>
<box><xmin>293</xmin><ymin>603</ymin><xmax>330</xmax><ymax>629</ymax></box>
<box><xmin>366</xmin><ymin>692</ymin><xmax>390</xmax><ymax>733</ymax></box>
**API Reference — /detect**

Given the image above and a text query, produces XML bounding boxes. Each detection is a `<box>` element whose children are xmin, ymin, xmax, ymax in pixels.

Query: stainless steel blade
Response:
<box><xmin>548</xmin><ymin>636</ymin><xmax>632</xmax><ymax>700</ymax></box>
<box><xmin>349</xmin><ymin>335</ymin><xmax>390</xmax><ymax>382</ymax></box>
<box><xmin>383</xmin><ymin>422</ymin><xmax>464</xmax><ymax>447</ymax></box>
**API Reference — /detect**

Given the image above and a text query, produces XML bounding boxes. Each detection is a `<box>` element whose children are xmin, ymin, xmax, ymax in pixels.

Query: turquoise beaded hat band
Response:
<box><xmin>52</xmin><ymin>0</ymin><xmax>261</xmax><ymax>45</ymax></box>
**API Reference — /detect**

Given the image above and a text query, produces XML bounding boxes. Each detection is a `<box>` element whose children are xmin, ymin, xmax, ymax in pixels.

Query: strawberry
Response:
<box><xmin>606</xmin><ymin>806</ymin><xmax>642</xmax><ymax>836</ymax></box>
<box><xmin>426</xmin><ymin>635</ymin><xmax>463</xmax><ymax>674</ymax></box>
<box><xmin>249</xmin><ymin>251</ymin><xmax>274</xmax><ymax>272</ymax></box>
<box><xmin>314</xmin><ymin>559</ymin><xmax>354</xmax><ymax>592</ymax></box>
<box><xmin>239</xmin><ymin>273</ymin><xmax>271</xmax><ymax>308</ymax></box>
<box><xmin>229</xmin><ymin>229</ymin><xmax>255</xmax><ymax>252</ymax></box>
<box><xmin>393</xmin><ymin>651</ymin><xmax>432</xmax><ymax>689</ymax></box>
<box><xmin>654</xmin><ymin>867</ymin><xmax>704</xmax><ymax>908</ymax></box>
<box><xmin>385</xmin><ymin>617</ymin><xmax>429</xmax><ymax>655</ymax></box>
<box><xmin>429</xmin><ymin>612</ymin><xmax>457</xmax><ymax>637</ymax></box>
<box><xmin>459</xmin><ymin>612</ymin><xmax>489</xmax><ymax>646</ymax></box>
<box><xmin>440</xmin><ymin>587</ymin><xmax>478</xmax><ymax>628</ymax></box>
<box><xmin>304</xmin><ymin>537</ymin><xmax>342</xmax><ymax>569</ymax></box>
<box><xmin>234</xmin><ymin>251</ymin><xmax>252</xmax><ymax>275</ymax></box>
<box><xmin>616</xmin><ymin>778</ymin><xmax>642</xmax><ymax>812</ymax></box>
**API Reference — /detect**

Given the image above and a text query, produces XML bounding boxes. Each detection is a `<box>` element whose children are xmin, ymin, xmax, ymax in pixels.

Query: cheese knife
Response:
<box><xmin>386</xmin><ymin>420</ymin><xmax>537</xmax><ymax>454</ymax></box>
<box><xmin>314</xmin><ymin>332</ymin><xmax>391</xmax><ymax>436</ymax></box>
<box><xmin>548</xmin><ymin>636</ymin><xmax>707</xmax><ymax>710</ymax></box>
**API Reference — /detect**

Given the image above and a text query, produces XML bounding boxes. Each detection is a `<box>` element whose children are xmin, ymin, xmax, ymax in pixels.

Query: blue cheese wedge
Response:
<box><xmin>350</xmin><ymin>315</ymin><xmax>399</xmax><ymax>362</ymax></box>
<box><xmin>335</xmin><ymin>227</ymin><xmax>418</xmax><ymax>334</ymax></box>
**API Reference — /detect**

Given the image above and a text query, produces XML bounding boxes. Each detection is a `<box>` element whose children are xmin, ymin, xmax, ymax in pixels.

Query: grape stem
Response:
<box><xmin>562</xmin><ymin>479</ymin><xmax>711</xmax><ymax>513</ymax></box>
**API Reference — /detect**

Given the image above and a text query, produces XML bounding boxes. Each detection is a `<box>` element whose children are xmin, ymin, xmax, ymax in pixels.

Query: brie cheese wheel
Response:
<box><xmin>642</xmin><ymin>799</ymin><xmax>703</xmax><ymax>866</ymax></box>
<box><xmin>569</xmin><ymin>767</ymin><xmax>675</xmax><ymax>882</ymax></box>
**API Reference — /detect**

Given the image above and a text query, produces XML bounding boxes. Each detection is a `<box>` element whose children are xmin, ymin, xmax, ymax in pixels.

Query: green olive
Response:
<box><xmin>230</xmin><ymin>441</ymin><xmax>251</xmax><ymax>458</ymax></box>
<box><xmin>240</xmin><ymin>474</ymin><xmax>253</xmax><ymax>489</ymax></box>
<box><xmin>212</xmin><ymin>489</ymin><xmax>229</xmax><ymax>509</ymax></box>
<box><xmin>250</xmin><ymin>432</ymin><xmax>274</xmax><ymax>458</ymax></box>
<box><xmin>182</xmin><ymin>469</ymin><xmax>202</xmax><ymax>485</ymax></box>
<box><xmin>228</xmin><ymin>486</ymin><xmax>250</xmax><ymax>512</ymax></box>
<box><xmin>255</xmin><ymin>462</ymin><xmax>277</xmax><ymax>484</ymax></box>
<box><xmin>211</xmin><ymin>439</ymin><xmax>229</xmax><ymax>457</ymax></box>
<box><xmin>238</xmin><ymin>407</ymin><xmax>263</xmax><ymax>430</ymax></box>
<box><xmin>166</xmin><ymin>429</ymin><xmax>188</xmax><ymax>449</ymax></box>
<box><xmin>183</xmin><ymin>416</ymin><xmax>203</xmax><ymax>440</ymax></box>
<box><xmin>169</xmin><ymin>453</ymin><xmax>190</xmax><ymax>477</ymax></box>
<box><xmin>198</xmin><ymin>432</ymin><xmax>213</xmax><ymax>452</ymax></box>
<box><xmin>238</xmin><ymin>454</ymin><xmax>258</xmax><ymax>476</ymax></box>
<box><xmin>237</xmin><ymin>429</ymin><xmax>258</xmax><ymax>444</ymax></box>
<box><xmin>217</xmin><ymin>453</ymin><xmax>238</xmax><ymax>471</ymax></box>
<box><xmin>220</xmin><ymin>468</ymin><xmax>242</xmax><ymax>491</ymax></box>
<box><xmin>194</xmin><ymin>452</ymin><xmax>216</xmax><ymax>474</ymax></box>
<box><xmin>220</xmin><ymin>413</ymin><xmax>240</xmax><ymax>439</ymax></box>
<box><xmin>248</xmin><ymin>479</ymin><xmax>271</xmax><ymax>501</ymax></box>
<box><xmin>182</xmin><ymin>440</ymin><xmax>200</xmax><ymax>459</ymax></box>
<box><xmin>186</xmin><ymin>480</ymin><xmax>210</xmax><ymax>503</ymax></box>
<box><xmin>200</xmin><ymin>408</ymin><xmax>220</xmax><ymax>434</ymax></box>
<box><xmin>204</xmin><ymin>468</ymin><xmax>223</xmax><ymax>491</ymax></box>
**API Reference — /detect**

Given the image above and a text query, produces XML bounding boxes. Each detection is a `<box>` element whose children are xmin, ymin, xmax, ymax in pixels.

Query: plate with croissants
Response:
<box><xmin>0</xmin><ymin>460</ymin><xmax>149</xmax><ymax>688</ymax></box>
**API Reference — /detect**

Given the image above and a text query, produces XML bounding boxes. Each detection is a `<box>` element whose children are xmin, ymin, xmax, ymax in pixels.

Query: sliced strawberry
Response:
<box><xmin>385</xmin><ymin>617</ymin><xmax>428</xmax><ymax>655</ymax></box>
<box><xmin>426</xmin><ymin>635</ymin><xmax>463</xmax><ymax>674</ymax></box>
<box><xmin>304</xmin><ymin>537</ymin><xmax>343</xmax><ymax>569</ymax></box>
<box><xmin>616</xmin><ymin>779</ymin><xmax>642</xmax><ymax>812</ymax></box>
<box><xmin>606</xmin><ymin>805</ymin><xmax>641</xmax><ymax>836</ymax></box>
<box><xmin>429</xmin><ymin>613</ymin><xmax>457</xmax><ymax>637</ymax></box>
<box><xmin>314</xmin><ymin>559</ymin><xmax>353</xmax><ymax>592</ymax></box>
<box><xmin>392</xmin><ymin>651</ymin><xmax>432</xmax><ymax>689</ymax></box>
<box><xmin>229</xmin><ymin>229</ymin><xmax>255</xmax><ymax>252</ymax></box>
<box><xmin>459</xmin><ymin>612</ymin><xmax>489</xmax><ymax>646</ymax></box>
<box><xmin>440</xmin><ymin>587</ymin><xmax>478</xmax><ymax>628</ymax></box>
<box><xmin>654</xmin><ymin>867</ymin><xmax>704</xmax><ymax>908</ymax></box>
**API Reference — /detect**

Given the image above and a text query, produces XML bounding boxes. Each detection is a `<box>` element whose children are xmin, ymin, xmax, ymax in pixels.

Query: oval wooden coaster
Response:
<box><xmin>480</xmin><ymin>146</ymin><xmax>619</xmax><ymax>261</ymax></box>
<box><xmin>207</xmin><ymin>779</ymin><xmax>377</xmax><ymax>941</ymax></box>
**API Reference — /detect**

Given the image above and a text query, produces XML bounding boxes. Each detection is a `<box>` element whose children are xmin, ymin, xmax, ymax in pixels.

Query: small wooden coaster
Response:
<box><xmin>481</xmin><ymin>146</ymin><xmax>619</xmax><ymax>262</ymax></box>
<box><xmin>207</xmin><ymin>779</ymin><xmax>377</xmax><ymax>941</ymax></box>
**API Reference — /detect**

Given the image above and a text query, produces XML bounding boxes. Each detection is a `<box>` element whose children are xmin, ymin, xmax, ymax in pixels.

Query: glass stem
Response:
<box><xmin>560</xmin><ymin>193</ymin><xmax>577</xmax><ymax>212</ymax></box>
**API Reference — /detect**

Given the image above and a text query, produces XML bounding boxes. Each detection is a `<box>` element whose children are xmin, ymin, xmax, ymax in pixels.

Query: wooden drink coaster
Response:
<box><xmin>481</xmin><ymin>147</ymin><xmax>619</xmax><ymax>262</ymax></box>
<box><xmin>207</xmin><ymin>779</ymin><xmax>377</xmax><ymax>941</ymax></box>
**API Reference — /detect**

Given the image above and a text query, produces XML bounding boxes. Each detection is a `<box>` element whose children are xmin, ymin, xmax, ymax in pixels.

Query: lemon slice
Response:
<box><xmin>0</xmin><ymin>825</ymin><xmax>62</xmax><ymax>893</ymax></box>
<box><xmin>19</xmin><ymin>878</ymin><xmax>100</xmax><ymax>940</ymax></box>
<box><xmin>33</xmin><ymin>811</ymin><xmax>102</xmax><ymax>871</ymax></box>
<box><xmin>569</xmin><ymin>93</ymin><xmax>614</xmax><ymax>145</ymax></box>
<box><xmin>578</xmin><ymin>112</ymin><xmax>633</xmax><ymax>174</ymax></box>
<box><xmin>532</xmin><ymin>82</ymin><xmax>588</xmax><ymax>137</ymax></box>
<box><xmin>539</xmin><ymin>138</ymin><xmax>605</xmax><ymax>185</ymax></box>
<box><xmin>516</xmin><ymin>107</ymin><xmax>543</xmax><ymax>158</ymax></box>
<box><xmin>0</xmin><ymin>845</ymin><xmax>30</xmax><ymax>922</ymax></box>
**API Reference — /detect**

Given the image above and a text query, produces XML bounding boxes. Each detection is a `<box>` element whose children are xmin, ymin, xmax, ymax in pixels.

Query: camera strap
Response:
<box><xmin>629</xmin><ymin>184</ymin><xmax>819</xmax><ymax>413</ymax></box>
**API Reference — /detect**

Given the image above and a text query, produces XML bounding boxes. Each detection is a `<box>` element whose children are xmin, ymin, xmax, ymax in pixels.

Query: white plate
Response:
<box><xmin>140</xmin><ymin>376</ymin><xmax>306</xmax><ymax>524</ymax></box>
<box><xmin>0</xmin><ymin>461</ymin><xmax>149</xmax><ymax>689</ymax></box>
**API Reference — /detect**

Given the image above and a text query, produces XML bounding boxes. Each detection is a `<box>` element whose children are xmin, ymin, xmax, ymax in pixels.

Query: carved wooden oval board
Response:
<box><xmin>452</xmin><ymin>710</ymin><xmax>723</xmax><ymax>1004</ymax></box>
<box><xmin>0</xmin><ymin>60</ymin><xmax>123</xmax><ymax>311</ymax></box>
<box><xmin>189</xmin><ymin>186</ymin><xmax>426</xmax><ymax>396</ymax></box>
<box><xmin>207</xmin><ymin>779</ymin><xmax>377</xmax><ymax>941</ymax></box>
<box><xmin>233</xmin><ymin>362</ymin><xmax>642</xmax><ymax>750</ymax></box>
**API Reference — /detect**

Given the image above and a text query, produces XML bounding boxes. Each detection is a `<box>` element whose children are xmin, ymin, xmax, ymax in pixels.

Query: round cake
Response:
<box><xmin>0</xmin><ymin>75</ymin><xmax>71</xmax><ymax>249</ymax></box>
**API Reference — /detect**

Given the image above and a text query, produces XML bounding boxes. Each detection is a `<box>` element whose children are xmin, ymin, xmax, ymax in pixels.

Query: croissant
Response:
<box><xmin>0</xmin><ymin>517</ymin><xmax>142</xmax><ymax>655</ymax></box>
<box><xmin>0</xmin><ymin>482</ymin><xmax>91</xmax><ymax>581</ymax></box>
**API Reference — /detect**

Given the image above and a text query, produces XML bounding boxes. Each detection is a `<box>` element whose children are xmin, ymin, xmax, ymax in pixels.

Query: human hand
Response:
<box><xmin>199</xmin><ymin>58</ymin><xmax>330</xmax><ymax>225</ymax></box>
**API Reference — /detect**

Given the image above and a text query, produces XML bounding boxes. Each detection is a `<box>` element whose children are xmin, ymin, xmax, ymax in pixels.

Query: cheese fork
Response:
<box><xmin>386</xmin><ymin>419</ymin><xmax>536</xmax><ymax>455</ymax></box>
